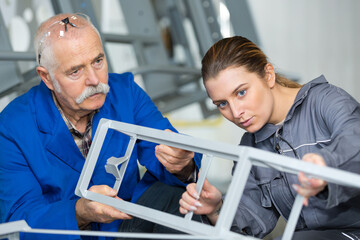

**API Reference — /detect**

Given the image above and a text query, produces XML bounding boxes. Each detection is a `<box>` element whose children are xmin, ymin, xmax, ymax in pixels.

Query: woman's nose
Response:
<box><xmin>230</xmin><ymin>101</ymin><xmax>244</xmax><ymax>119</ymax></box>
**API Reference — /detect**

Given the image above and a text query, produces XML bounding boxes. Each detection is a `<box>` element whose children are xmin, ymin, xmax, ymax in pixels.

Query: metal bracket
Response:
<box><xmin>105</xmin><ymin>133</ymin><xmax>137</xmax><ymax>192</ymax></box>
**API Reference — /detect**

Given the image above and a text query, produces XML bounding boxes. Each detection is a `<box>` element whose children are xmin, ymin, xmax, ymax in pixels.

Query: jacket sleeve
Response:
<box><xmin>126</xmin><ymin>73</ymin><xmax>201</xmax><ymax>186</ymax></box>
<box><xmin>316</xmin><ymin>85</ymin><xmax>360</xmax><ymax>208</ymax></box>
<box><xmin>230</xmin><ymin>133</ymin><xmax>280</xmax><ymax>238</ymax></box>
<box><xmin>0</xmin><ymin>122</ymin><xmax>80</xmax><ymax>240</ymax></box>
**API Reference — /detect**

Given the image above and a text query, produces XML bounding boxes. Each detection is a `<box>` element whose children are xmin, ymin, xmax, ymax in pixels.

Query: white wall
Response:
<box><xmin>248</xmin><ymin>0</ymin><xmax>360</xmax><ymax>101</ymax></box>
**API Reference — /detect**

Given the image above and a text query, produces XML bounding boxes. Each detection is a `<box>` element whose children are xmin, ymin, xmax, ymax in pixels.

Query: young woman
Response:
<box><xmin>179</xmin><ymin>36</ymin><xmax>360</xmax><ymax>239</ymax></box>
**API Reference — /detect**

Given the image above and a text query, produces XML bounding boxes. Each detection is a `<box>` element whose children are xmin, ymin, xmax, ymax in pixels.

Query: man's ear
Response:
<box><xmin>264</xmin><ymin>63</ymin><xmax>276</xmax><ymax>89</ymax></box>
<box><xmin>36</xmin><ymin>66</ymin><xmax>54</xmax><ymax>91</ymax></box>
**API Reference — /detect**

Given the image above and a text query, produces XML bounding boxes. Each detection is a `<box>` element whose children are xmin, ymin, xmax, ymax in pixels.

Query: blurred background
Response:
<box><xmin>0</xmin><ymin>0</ymin><xmax>359</xmax><ymax>238</ymax></box>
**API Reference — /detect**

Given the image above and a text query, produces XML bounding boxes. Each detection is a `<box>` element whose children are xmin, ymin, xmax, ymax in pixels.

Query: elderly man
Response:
<box><xmin>0</xmin><ymin>13</ymin><xmax>200</xmax><ymax>239</ymax></box>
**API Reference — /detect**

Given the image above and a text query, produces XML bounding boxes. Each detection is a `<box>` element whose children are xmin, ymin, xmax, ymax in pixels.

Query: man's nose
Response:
<box><xmin>85</xmin><ymin>68</ymin><xmax>100</xmax><ymax>86</ymax></box>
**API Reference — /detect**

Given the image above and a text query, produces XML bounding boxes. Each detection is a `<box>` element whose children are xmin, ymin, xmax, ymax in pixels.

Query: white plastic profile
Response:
<box><xmin>2</xmin><ymin>118</ymin><xmax>360</xmax><ymax>240</ymax></box>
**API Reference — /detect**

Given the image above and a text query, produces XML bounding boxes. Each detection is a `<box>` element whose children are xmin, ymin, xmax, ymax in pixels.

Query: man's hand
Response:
<box><xmin>292</xmin><ymin>153</ymin><xmax>328</xmax><ymax>206</ymax></box>
<box><xmin>75</xmin><ymin>185</ymin><xmax>132</xmax><ymax>229</ymax></box>
<box><xmin>155</xmin><ymin>129</ymin><xmax>195</xmax><ymax>175</ymax></box>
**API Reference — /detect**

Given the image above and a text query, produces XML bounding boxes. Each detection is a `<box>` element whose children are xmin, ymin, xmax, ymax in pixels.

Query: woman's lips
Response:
<box><xmin>240</xmin><ymin>117</ymin><xmax>253</xmax><ymax>127</ymax></box>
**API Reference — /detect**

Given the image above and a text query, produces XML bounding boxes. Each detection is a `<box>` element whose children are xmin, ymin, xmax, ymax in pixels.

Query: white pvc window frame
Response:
<box><xmin>2</xmin><ymin>119</ymin><xmax>360</xmax><ymax>240</ymax></box>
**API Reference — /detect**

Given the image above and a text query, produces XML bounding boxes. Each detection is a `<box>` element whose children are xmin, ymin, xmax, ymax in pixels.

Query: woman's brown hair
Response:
<box><xmin>201</xmin><ymin>36</ymin><xmax>301</xmax><ymax>88</ymax></box>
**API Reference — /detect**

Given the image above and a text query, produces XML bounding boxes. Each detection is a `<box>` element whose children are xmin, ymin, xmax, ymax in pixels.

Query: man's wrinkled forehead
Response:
<box><xmin>51</xmin><ymin>27</ymin><xmax>105</xmax><ymax>71</ymax></box>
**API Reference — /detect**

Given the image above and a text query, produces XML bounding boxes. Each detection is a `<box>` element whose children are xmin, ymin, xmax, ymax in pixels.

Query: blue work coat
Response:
<box><xmin>0</xmin><ymin>72</ymin><xmax>200</xmax><ymax>239</ymax></box>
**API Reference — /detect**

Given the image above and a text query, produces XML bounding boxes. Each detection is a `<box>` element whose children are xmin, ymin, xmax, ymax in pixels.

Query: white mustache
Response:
<box><xmin>75</xmin><ymin>83</ymin><xmax>110</xmax><ymax>104</ymax></box>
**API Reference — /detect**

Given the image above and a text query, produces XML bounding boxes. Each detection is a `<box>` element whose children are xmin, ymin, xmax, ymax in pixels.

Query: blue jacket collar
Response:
<box><xmin>36</xmin><ymin>81</ymin><xmax>111</xmax><ymax>134</ymax></box>
<box><xmin>34</xmin><ymin>81</ymin><xmax>111</xmax><ymax>173</ymax></box>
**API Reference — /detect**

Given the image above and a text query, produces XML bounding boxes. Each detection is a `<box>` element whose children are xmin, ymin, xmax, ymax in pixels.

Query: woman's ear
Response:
<box><xmin>264</xmin><ymin>63</ymin><xmax>276</xmax><ymax>88</ymax></box>
<box><xmin>36</xmin><ymin>66</ymin><xmax>55</xmax><ymax>91</ymax></box>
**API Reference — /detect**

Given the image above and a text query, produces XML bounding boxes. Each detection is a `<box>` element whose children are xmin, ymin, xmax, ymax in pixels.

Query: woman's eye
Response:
<box><xmin>217</xmin><ymin>101</ymin><xmax>227</xmax><ymax>109</ymax></box>
<box><xmin>237</xmin><ymin>89</ymin><xmax>246</xmax><ymax>97</ymax></box>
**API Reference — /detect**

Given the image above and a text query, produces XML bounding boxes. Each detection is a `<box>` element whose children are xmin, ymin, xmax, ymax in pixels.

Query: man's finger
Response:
<box><xmin>89</xmin><ymin>185</ymin><xmax>117</xmax><ymax>197</ymax></box>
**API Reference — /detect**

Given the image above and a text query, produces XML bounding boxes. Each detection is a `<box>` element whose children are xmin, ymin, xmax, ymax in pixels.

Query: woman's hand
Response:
<box><xmin>293</xmin><ymin>153</ymin><xmax>328</xmax><ymax>206</ymax></box>
<box><xmin>179</xmin><ymin>178</ymin><xmax>222</xmax><ymax>225</ymax></box>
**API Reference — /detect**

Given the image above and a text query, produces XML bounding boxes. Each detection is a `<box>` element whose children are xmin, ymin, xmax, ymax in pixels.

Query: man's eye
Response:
<box><xmin>70</xmin><ymin>70</ymin><xmax>80</xmax><ymax>77</ymax></box>
<box><xmin>68</xmin><ymin>68</ymin><xmax>83</xmax><ymax>79</ymax></box>
<box><xmin>94</xmin><ymin>58</ymin><xmax>103</xmax><ymax>67</ymax></box>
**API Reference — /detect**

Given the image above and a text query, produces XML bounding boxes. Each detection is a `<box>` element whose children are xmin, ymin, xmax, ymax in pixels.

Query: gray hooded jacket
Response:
<box><xmin>232</xmin><ymin>75</ymin><xmax>360</xmax><ymax>238</ymax></box>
